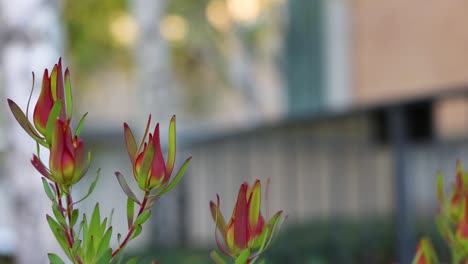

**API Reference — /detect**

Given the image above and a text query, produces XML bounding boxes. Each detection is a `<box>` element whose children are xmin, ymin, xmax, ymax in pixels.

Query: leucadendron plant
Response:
<box><xmin>7</xmin><ymin>59</ymin><xmax>284</xmax><ymax>264</ymax></box>
<box><xmin>209</xmin><ymin>179</ymin><xmax>285</xmax><ymax>264</ymax></box>
<box><xmin>7</xmin><ymin>58</ymin><xmax>191</xmax><ymax>264</ymax></box>
<box><xmin>412</xmin><ymin>161</ymin><xmax>468</xmax><ymax>264</ymax></box>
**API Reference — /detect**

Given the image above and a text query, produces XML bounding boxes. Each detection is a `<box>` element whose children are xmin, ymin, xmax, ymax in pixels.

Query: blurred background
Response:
<box><xmin>2</xmin><ymin>0</ymin><xmax>468</xmax><ymax>263</ymax></box>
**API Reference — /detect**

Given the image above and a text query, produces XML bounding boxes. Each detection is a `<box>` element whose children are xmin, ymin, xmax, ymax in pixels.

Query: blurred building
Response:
<box><xmin>2</xmin><ymin>0</ymin><xmax>468</xmax><ymax>262</ymax></box>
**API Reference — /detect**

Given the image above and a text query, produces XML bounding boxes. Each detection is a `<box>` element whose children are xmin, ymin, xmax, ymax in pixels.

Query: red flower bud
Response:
<box><xmin>210</xmin><ymin>180</ymin><xmax>284</xmax><ymax>260</ymax></box>
<box><xmin>33</xmin><ymin>69</ymin><xmax>54</xmax><ymax>136</ymax></box>
<box><xmin>49</xmin><ymin>119</ymin><xmax>90</xmax><ymax>186</ymax></box>
<box><xmin>124</xmin><ymin>115</ymin><xmax>182</xmax><ymax>192</ymax></box>
<box><xmin>133</xmin><ymin>123</ymin><xmax>168</xmax><ymax>190</ymax></box>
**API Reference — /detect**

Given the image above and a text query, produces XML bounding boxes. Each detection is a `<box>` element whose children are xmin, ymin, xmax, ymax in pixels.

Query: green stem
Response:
<box><xmin>111</xmin><ymin>191</ymin><xmax>150</xmax><ymax>258</ymax></box>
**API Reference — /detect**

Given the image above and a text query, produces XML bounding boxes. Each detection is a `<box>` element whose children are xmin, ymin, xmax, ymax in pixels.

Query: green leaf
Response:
<box><xmin>52</xmin><ymin>203</ymin><xmax>67</xmax><ymax>228</ymax></box>
<box><xmin>45</xmin><ymin>100</ymin><xmax>63</xmax><ymax>143</ymax></box>
<box><xmin>166</xmin><ymin>115</ymin><xmax>176</xmax><ymax>176</ymax></box>
<box><xmin>89</xmin><ymin>204</ymin><xmax>102</xmax><ymax>246</ymax></box>
<box><xmin>96</xmin><ymin>227</ymin><xmax>113</xmax><ymax>260</ymax></box>
<box><xmin>124</xmin><ymin>123</ymin><xmax>137</xmax><ymax>163</ymax></box>
<box><xmin>64</xmin><ymin>68</ymin><xmax>73</xmax><ymax>119</ymax></box>
<box><xmin>75</xmin><ymin>112</ymin><xmax>88</xmax><ymax>137</ymax></box>
<box><xmin>235</xmin><ymin>249</ymin><xmax>250</xmax><ymax>264</ymax></box>
<box><xmin>96</xmin><ymin>249</ymin><xmax>112</xmax><ymax>264</ymax></box>
<box><xmin>41</xmin><ymin>177</ymin><xmax>55</xmax><ymax>201</ymax></box>
<box><xmin>74</xmin><ymin>170</ymin><xmax>100</xmax><ymax>204</ymax></box>
<box><xmin>71</xmin><ymin>209</ymin><xmax>79</xmax><ymax>227</ymax></box>
<box><xmin>25</xmin><ymin>72</ymin><xmax>35</xmax><ymax>120</ymax></box>
<box><xmin>157</xmin><ymin>157</ymin><xmax>192</xmax><ymax>196</ymax></box>
<box><xmin>109</xmin><ymin>209</ymin><xmax>115</xmax><ymax>227</ymax></box>
<box><xmin>138</xmin><ymin>142</ymin><xmax>155</xmax><ymax>186</ymax></box>
<box><xmin>209</xmin><ymin>250</ymin><xmax>226</xmax><ymax>264</ymax></box>
<box><xmin>127</xmin><ymin>198</ymin><xmax>134</xmax><ymax>229</ymax></box>
<box><xmin>46</xmin><ymin>215</ymin><xmax>73</xmax><ymax>260</ymax></box>
<box><xmin>131</xmin><ymin>224</ymin><xmax>142</xmax><ymax>240</ymax></box>
<box><xmin>258</xmin><ymin>211</ymin><xmax>285</xmax><ymax>253</ymax></box>
<box><xmin>137</xmin><ymin>115</ymin><xmax>152</xmax><ymax>153</ymax></box>
<box><xmin>7</xmin><ymin>99</ymin><xmax>47</xmax><ymax>147</ymax></box>
<box><xmin>84</xmin><ymin>235</ymin><xmax>95</xmax><ymax>263</ymax></box>
<box><xmin>48</xmin><ymin>253</ymin><xmax>65</xmax><ymax>264</ymax></box>
<box><xmin>134</xmin><ymin>210</ymin><xmax>151</xmax><ymax>226</ymax></box>
<box><xmin>126</xmin><ymin>257</ymin><xmax>139</xmax><ymax>264</ymax></box>
<box><xmin>115</xmin><ymin>172</ymin><xmax>140</xmax><ymax>204</ymax></box>
<box><xmin>437</xmin><ymin>171</ymin><xmax>444</xmax><ymax>203</ymax></box>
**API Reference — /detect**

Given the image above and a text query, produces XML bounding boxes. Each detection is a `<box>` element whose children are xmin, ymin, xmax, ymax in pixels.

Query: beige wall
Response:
<box><xmin>352</xmin><ymin>0</ymin><xmax>468</xmax><ymax>105</ymax></box>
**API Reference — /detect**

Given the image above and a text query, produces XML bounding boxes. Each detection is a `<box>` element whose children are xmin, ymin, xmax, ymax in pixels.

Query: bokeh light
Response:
<box><xmin>159</xmin><ymin>15</ymin><xmax>187</xmax><ymax>43</ymax></box>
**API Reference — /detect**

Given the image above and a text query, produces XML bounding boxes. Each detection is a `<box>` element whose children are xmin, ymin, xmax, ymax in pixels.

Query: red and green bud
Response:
<box><xmin>123</xmin><ymin>115</ymin><xmax>190</xmax><ymax>193</ymax></box>
<box><xmin>210</xmin><ymin>179</ymin><xmax>284</xmax><ymax>261</ymax></box>
<box><xmin>32</xmin><ymin>119</ymin><xmax>90</xmax><ymax>186</ymax></box>
<box><xmin>8</xmin><ymin>58</ymin><xmax>74</xmax><ymax>147</ymax></box>
<box><xmin>133</xmin><ymin>123</ymin><xmax>168</xmax><ymax>190</ymax></box>
<box><xmin>412</xmin><ymin>238</ymin><xmax>438</xmax><ymax>264</ymax></box>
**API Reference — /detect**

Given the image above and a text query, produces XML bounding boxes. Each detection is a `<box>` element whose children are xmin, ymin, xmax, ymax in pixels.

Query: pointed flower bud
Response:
<box><xmin>210</xmin><ymin>179</ymin><xmax>284</xmax><ymax>261</ymax></box>
<box><xmin>123</xmin><ymin>115</ymin><xmax>189</xmax><ymax>193</ymax></box>
<box><xmin>412</xmin><ymin>238</ymin><xmax>438</xmax><ymax>264</ymax></box>
<box><xmin>33</xmin><ymin>69</ymin><xmax>54</xmax><ymax>136</ymax></box>
<box><xmin>49</xmin><ymin>119</ymin><xmax>90</xmax><ymax>186</ymax></box>
<box><xmin>33</xmin><ymin>58</ymin><xmax>70</xmax><ymax>137</ymax></box>
<box><xmin>133</xmin><ymin>123</ymin><xmax>168</xmax><ymax>190</ymax></box>
<box><xmin>8</xmin><ymin>58</ymin><xmax>74</xmax><ymax>148</ymax></box>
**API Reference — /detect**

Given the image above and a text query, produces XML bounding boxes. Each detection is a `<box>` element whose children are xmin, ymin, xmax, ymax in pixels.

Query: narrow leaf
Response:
<box><xmin>139</xmin><ymin>142</ymin><xmax>155</xmax><ymax>182</ymax></box>
<box><xmin>127</xmin><ymin>198</ymin><xmax>134</xmax><ymax>229</ymax></box>
<box><xmin>166</xmin><ymin>115</ymin><xmax>176</xmax><ymax>176</ymax></box>
<box><xmin>64</xmin><ymin>68</ymin><xmax>73</xmax><ymax>119</ymax></box>
<box><xmin>75</xmin><ymin>112</ymin><xmax>88</xmax><ymax>137</ymax></box>
<box><xmin>134</xmin><ymin>210</ymin><xmax>151</xmax><ymax>226</ymax></box>
<box><xmin>157</xmin><ymin>157</ymin><xmax>192</xmax><ymax>196</ymax></box>
<box><xmin>52</xmin><ymin>203</ymin><xmax>67</xmax><ymax>228</ymax></box>
<box><xmin>41</xmin><ymin>177</ymin><xmax>55</xmax><ymax>201</ymax></box>
<box><xmin>46</xmin><ymin>215</ymin><xmax>73</xmax><ymax>259</ymax></box>
<box><xmin>209</xmin><ymin>250</ymin><xmax>227</xmax><ymax>264</ymax></box>
<box><xmin>71</xmin><ymin>209</ymin><xmax>79</xmax><ymax>227</ymax></box>
<box><xmin>131</xmin><ymin>224</ymin><xmax>142</xmax><ymax>240</ymax></box>
<box><xmin>7</xmin><ymin>99</ymin><xmax>47</xmax><ymax>147</ymax></box>
<box><xmin>137</xmin><ymin>115</ymin><xmax>152</xmax><ymax>153</ymax></box>
<box><xmin>115</xmin><ymin>172</ymin><xmax>140</xmax><ymax>205</ymax></box>
<box><xmin>25</xmin><ymin>72</ymin><xmax>35</xmax><ymax>120</ymax></box>
<box><xmin>45</xmin><ymin>100</ymin><xmax>63</xmax><ymax>143</ymax></box>
<box><xmin>89</xmin><ymin>204</ymin><xmax>101</xmax><ymax>240</ymax></box>
<box><xmin>74</xmin><ymin>170</ymin><xmax>100</xmax><ymax>204</ymax></box>
<box><xmin>96</xmin><ymin>227</ymin><xmax>113</xmax><ymax>260</ymax></box>
<box><xmin>235</xmin><ymin>249</ymin><xmax>251</xmax><ymax>264</ymax></box>
<box><xmin>124</xmin><ymin>123</ymin><xmax>137</xmax><ymax>163</ymax></box>
<box><xmin>48</xmin><ymin>253</ymin><xmax>66</xmax><ymax>264</ymax></box>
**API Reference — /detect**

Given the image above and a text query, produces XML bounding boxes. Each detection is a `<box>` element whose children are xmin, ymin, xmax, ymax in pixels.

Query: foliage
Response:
<box><xmin>6</xmin><ymin>59</ymin><xmax>284</xmax><ymax>264</ymax></box>
<box><xmin>6</xmin><ymin>59</ymin><xmax>190</xmax><ymax>264</ymax></box>
<box><xmin>63</xmin><ymin>0</ymin><xmax>130</xmax><ymax>74</ymax></box>
<box><xmin>412</xmin><ymin>161</ymin><xmax>468</xmax><ymax>264</ymax></box>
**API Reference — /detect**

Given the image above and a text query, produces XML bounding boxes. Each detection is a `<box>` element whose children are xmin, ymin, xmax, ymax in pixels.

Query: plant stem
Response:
<box><xmin>66</xmin><ymin>192</ymin><xmax>75</xmax><ymax>243</ymax></box>
<box><xmin>111</xmin><ymin>192</ymin><xmax>150</xmax><ymax>258</ymax></box>
<box><xmin>55</xmin><ymin>183</ymin><xmax>74</xmax><ymax>248</ymax></box>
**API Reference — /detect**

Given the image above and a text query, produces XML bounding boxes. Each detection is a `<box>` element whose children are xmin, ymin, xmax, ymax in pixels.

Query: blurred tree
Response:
<box><xmin>63</xmin><ymin>0</ymin><xmax>131</xmax><ymax>77</ymax></box>
<box><xmin>0</xmin><ymin>0</ymin><xmax>64</xmax><ymax>263</ymax></box>
<box><xmin>166</xmin><ymin>0</ymin><xmax>286</xmax><ymax>123</ymax></box>
<box><xmin>131</xmin><ymin>0</ymin><xmax>181</xmax><ymax>247</ymax></box>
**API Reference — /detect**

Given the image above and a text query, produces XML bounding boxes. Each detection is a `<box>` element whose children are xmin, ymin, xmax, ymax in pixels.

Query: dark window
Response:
<box><xmin>372</xmin><ymin>100</ymin><xmax>433</xmax><ymax>144</ymax></box>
